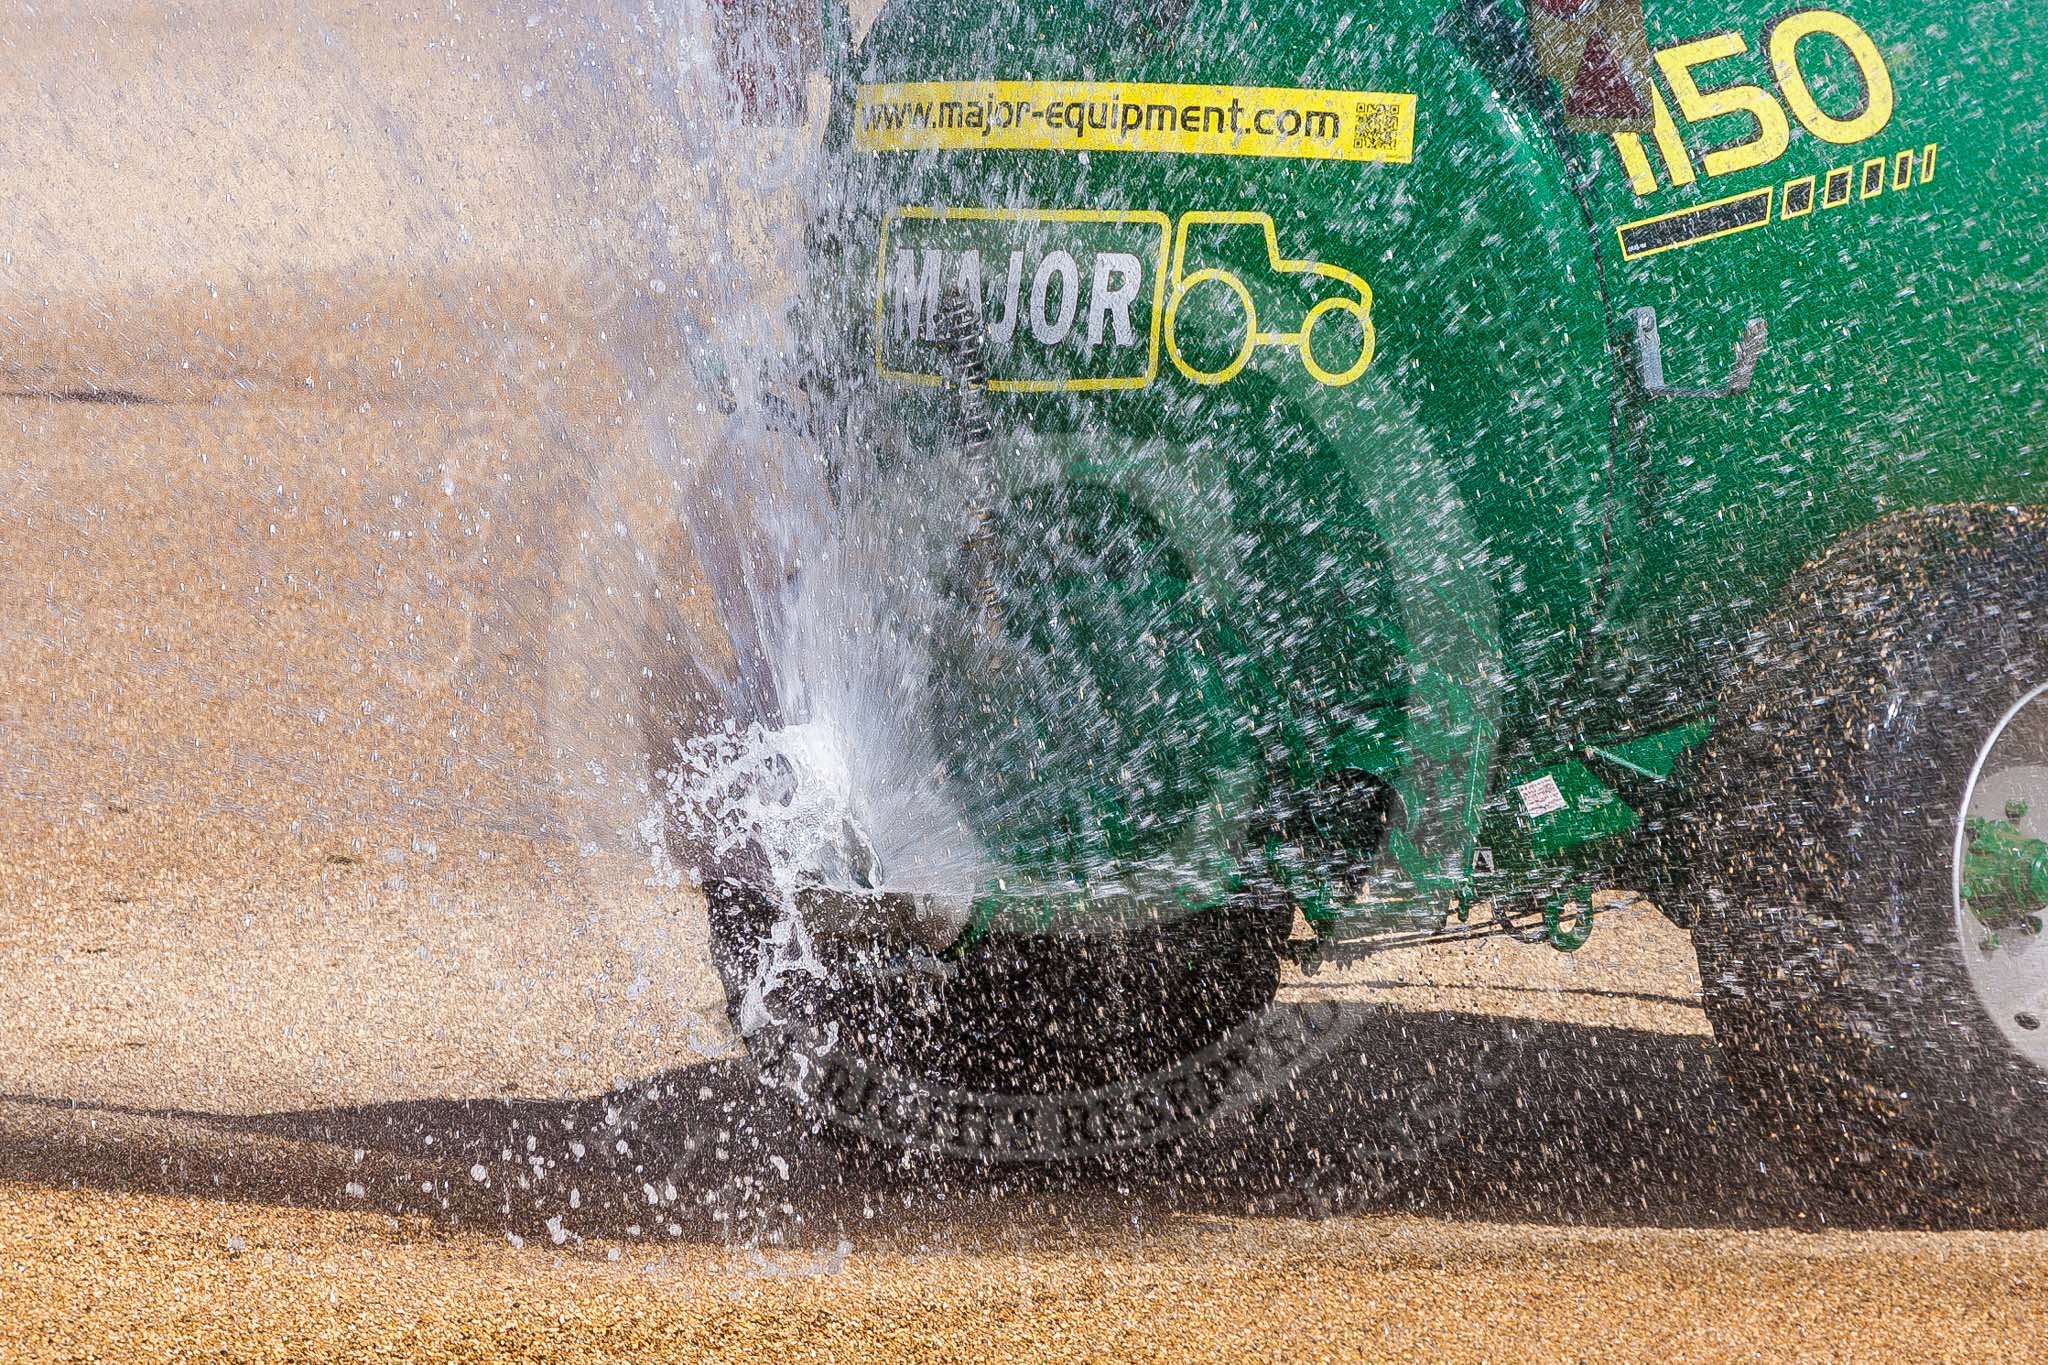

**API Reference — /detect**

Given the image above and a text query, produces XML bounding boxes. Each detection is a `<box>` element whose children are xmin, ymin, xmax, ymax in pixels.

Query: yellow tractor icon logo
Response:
<box><xmin>1163</xmin><ymin>211</ymin><xmax>1376</xmax><ymax>387</ymax></box>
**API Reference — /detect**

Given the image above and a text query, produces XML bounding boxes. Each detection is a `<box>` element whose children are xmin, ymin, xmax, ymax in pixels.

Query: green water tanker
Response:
<box><xmin>689</xmin><ymin>0</ymin><xmax>2048</xmax><ymax>1192</ymax></box>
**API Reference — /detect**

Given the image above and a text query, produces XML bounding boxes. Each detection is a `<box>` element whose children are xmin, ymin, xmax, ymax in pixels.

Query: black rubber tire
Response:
<box><xmin>705</xmin><ymin>878</ymin><xmax>1287</xmax><ymax>1164</ymax></box>
<box><xmin>1689</xmin><ymin>506</ymin><xmax>2048</xmax><ymax>1215</ymax></box>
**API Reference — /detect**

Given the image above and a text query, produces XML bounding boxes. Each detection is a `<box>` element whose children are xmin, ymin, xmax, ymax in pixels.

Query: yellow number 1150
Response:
<box><xmin>1614</xmin><ymin>8</ymin><xmax>1894</xmax><ymax>196</ymax></box>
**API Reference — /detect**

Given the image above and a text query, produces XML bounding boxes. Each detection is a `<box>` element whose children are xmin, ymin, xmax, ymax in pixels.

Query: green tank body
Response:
<box><xmin>800</xmin><ymin>0</ymin><xmax>2047</xmax><ymax>935</ymax></box>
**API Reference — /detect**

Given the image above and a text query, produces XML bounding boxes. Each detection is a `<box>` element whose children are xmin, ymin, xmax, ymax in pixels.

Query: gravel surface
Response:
<box><xmin>6</xmin><ymin>1182</ymin><xmax>2048</xmax><ymax>1364</ymax></box>
<box><xmin>7</xmin><ymin>358</ymin><xmax>2047</xmax><ymax>1364</ymax></box>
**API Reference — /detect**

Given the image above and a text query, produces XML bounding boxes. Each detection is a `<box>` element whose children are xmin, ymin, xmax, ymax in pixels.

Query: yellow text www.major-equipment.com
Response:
<box><xmin>855</xmin><ymin>80</ymin><xmax>1416</xmax><ymax>164</ymax></box>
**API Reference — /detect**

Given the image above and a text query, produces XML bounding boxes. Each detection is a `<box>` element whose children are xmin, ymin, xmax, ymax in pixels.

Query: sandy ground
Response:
<box><xmin>5</xmin><ymin>4</ymin><xmax>2048</xmax><ymax>1362</ymax></box>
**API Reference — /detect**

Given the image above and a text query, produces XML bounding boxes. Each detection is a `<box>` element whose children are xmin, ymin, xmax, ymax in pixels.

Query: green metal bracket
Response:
<box><xmin>1514</xmin><ymin>760</ymin><xmax>1640</xmax><ymax>859</ymax></box>
<box><xmin>1498</xmin><ymin>719</ymin><xmax>1713</xmax><ymax>864</ymax></box>
<box><xmin>1587</xmin><ymin>716</ymin><xmax>1714</xmax><ymax>783</ymax></box>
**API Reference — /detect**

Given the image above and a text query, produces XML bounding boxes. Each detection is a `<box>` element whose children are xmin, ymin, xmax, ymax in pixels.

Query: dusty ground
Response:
<box><xmin>5</xmin><ymin>4</ymin><xmax>2048</xmax><ymax>1363</ymax></box>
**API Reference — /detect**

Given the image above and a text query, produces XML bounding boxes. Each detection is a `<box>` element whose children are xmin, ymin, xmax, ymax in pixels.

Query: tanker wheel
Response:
<box><xmin>705</xmin><ymin>878</ymin><xmax>1288</xmax><ymax>1164</ymax></box>
<box><xmin>1689</xmin><ymin>508</ymin><xmax>2048</xmax><ymax>1214</ymax></box>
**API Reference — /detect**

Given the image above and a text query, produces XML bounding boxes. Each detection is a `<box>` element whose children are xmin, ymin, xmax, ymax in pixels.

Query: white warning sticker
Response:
<box><xmin>1518</xmin><ymin>775</ymin><xmax>1567</xmax><ymax>820</ymax></box>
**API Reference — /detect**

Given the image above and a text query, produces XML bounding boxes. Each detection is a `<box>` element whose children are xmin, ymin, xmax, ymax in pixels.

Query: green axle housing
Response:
<box><xmin>1964</xmin><ymin>810</ymin><xmax>2048</xmax><ymax>930</ymax></box>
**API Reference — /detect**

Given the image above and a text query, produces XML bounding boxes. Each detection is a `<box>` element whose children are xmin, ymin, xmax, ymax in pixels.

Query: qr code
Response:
<box><xmin>1353</xmin><ymin>101</ymin><xmax>1400</xmax><ymax>151</ymax></box>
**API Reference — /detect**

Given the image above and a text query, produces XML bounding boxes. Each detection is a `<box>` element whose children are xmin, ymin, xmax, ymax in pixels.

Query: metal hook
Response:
<box><xmin>1542</xmin><ymin>888</ymin><xmax>1596</xmax><ymax>952</ymax></box>
<box><xmin>1630</xmin><ymin>306</ymin><xmax>1768</xmax><ymax>399</ymax></box>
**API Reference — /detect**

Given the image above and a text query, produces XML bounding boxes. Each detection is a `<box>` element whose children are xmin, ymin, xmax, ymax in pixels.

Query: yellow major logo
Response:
<box><xmin>875</xmin><ymin>207</ymin><xmax>1375</xmax><ymax>393</ymax></box>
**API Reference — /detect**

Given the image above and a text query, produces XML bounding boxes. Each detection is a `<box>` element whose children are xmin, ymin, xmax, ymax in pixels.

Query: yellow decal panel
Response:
<box><xmin>1615</xmin><ymin>187</ymin><xmax>1774</xmax><ymax>261</ymax></box>
<box><xmin>1614</xmin><ymin>140</ymin><xmax>1935</xmax><ymax>260</ymax></box>
<box><xmin>855</xmin><ymin>81</ymin><xmax>1416</xmax><ymax>164</ymax></box>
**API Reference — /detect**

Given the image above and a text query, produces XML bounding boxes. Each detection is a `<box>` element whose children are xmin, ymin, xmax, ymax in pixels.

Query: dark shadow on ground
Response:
<box><xmin>0</xmin><ymin>1005</ymin><xmax>2020</xmax><ymax>1251</ymax></box>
